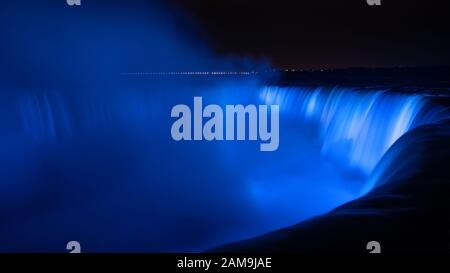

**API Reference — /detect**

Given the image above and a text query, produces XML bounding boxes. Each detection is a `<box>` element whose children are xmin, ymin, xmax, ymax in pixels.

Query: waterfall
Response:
<box><xmin>1</xmin><ymin>84</ymin><xmax>446</xmax><ymax>251</ymax></box>
<box><xmin>260</xmin><ymin>86</ymin><xmax>437</xmax><ymax>176</ymax></box>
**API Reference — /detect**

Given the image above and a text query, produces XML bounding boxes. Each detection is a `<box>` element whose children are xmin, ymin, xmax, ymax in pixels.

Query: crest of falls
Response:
<box><xmin>260</xmin><ymin>86</ymin><xmax>440</xmax><ymax>177</ymax></box>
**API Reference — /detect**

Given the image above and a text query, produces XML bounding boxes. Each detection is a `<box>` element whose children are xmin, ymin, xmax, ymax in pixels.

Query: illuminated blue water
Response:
<box><xmin>260</xmin><ymin>86</ymin><xmax>428</xmax><ymax>176</ymax></box>
<box><xmin>0</xmin><ymin>84</ymin><xmax>442</xmax><ymax>252</ymax></box>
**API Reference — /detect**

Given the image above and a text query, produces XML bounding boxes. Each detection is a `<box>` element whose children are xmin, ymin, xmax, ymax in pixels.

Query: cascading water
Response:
<box><xmin>260</xmin><ymin>86</ymin><xmax>433</xmax><ymax>178</ymax></box>
<box><xmin>0</xmin><ymin>83</ymin><xmax>444</xmax><ymax>252</ymax></box>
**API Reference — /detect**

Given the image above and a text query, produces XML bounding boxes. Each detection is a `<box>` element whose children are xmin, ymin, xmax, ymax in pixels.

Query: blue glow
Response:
<box><xmin>0</xmin><ymin>0</ymin><xmax>445</xmax><ymax>253</ymax></box>
<box><xmin>1</xmin><ymin>84</ymin><xmax>441</xmax><ymax>252</ymax></box>
<box><xmin>260</xmin><ymin>86</ymin><xmax>429</xmax><ymax>176</ymax></box>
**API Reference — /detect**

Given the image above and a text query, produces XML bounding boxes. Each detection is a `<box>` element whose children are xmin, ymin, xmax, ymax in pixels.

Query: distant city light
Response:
<box><xmin>122</xmin><ymin>69</ymin><xmax>332</xmax><ymax>76</ymax></box>
<box><xmin>122</xmin><ymin>71</ymin><xmax>259</xmax><ymax>76</ymax></box>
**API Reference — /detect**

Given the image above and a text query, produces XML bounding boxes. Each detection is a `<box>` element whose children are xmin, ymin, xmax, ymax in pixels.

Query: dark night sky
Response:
<box><xmin>170</xmin><ymin>0</ymin><xmax>450</xmax><ymax>69</ymax></box>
